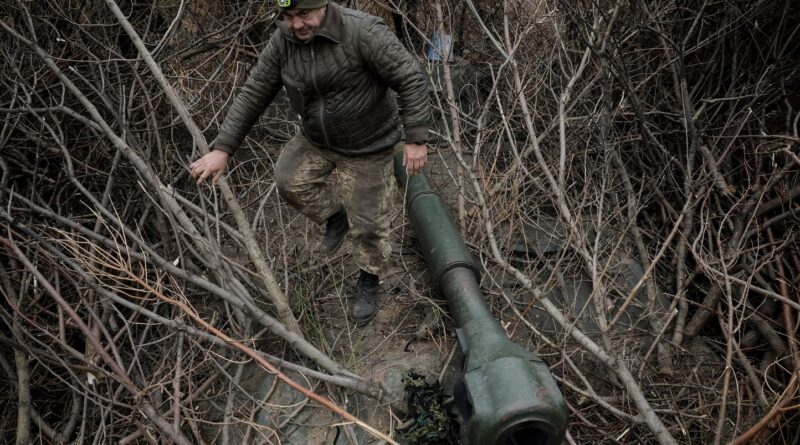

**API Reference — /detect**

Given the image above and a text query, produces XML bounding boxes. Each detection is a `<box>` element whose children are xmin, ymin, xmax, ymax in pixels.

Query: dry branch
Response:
<box><xmin>103</xmin><ymin>0</ymin><xmax>302</xmax><ymax>335</ymax></box>
<box><xmin>1</xmin><ymin>0</ymin><xmax>798</xmax><ymax>443</ymax></box>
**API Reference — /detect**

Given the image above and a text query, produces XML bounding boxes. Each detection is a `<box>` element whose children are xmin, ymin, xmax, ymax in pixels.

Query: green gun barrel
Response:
<box><xmin>395</xmin><ymin>154</ymin><xmax>568</xmax><ymax>445</ymax></box>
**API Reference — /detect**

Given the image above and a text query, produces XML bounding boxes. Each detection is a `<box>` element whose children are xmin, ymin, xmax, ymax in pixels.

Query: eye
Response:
<box><xmin>299</xmin><ymin>10</ymin><xmax>309</xmax><ymax>18</ymax></box>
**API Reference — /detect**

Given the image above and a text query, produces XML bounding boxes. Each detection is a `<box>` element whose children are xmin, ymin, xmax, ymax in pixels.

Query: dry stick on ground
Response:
<box><xmin>0</xmin><ymin>21</ymin><xmax>363</xmax><ymax>392</ymax></box>
<box><xmin>685</xmin><ymin>213</ymin><xmax>788</xmax><ymax>340</ymax></box>
<box><xmin>728</xmin><ymin>230</ymin><xmax>800</xmax><ymax>443</ymax></box>
<box><xmin>103</xmin><ymin>0</ymin><xmax>301</xmax><ymax>335</ymax></box>
<box><xmin>123</xmin><ymin>269</ymin><xmax>398</xmax><ymax>444</ymax></box>
<box><xmin>438</xmin><ymin>3</ymin><xmax>678</xmax><ymax>441</ymax></box>
<box><xmin>0</xmin><ymin>353</ymin><xmax>63</xmax><ymax>443</ymax></box>
<box><xmin>560</xmin><ymin>353</ymin><xmax>644</xmax><ymax>423</ymax></box>
<box><xmin>596</xmin><ymin>22</ymin><xmax>671</xmax><ymax>373</ymax></box>
<box><xmin>0</xmin><ymin>20</ymin><xmax>220</xmax><ymax>272</ymax></box>
<box><xmin>172</xmin><ymin>331</ymin><xmax>185</xmax><ymax>433</ymax></box>
<box><xmin>445</xmin><ymin>121</ymin><xmax>678</xmax><ymax>443</ymax></box>
<box><xmin>14</xmin><ymin>333</ymin><xmax>31</xmax><ymax>445</ymax></box>
<box><xmin>221</xmin><ymin>357</ymin><xmax>246</xmax><ymax>445</ymax></box>
<box><xmin>776</xmin><ymin>251</ymin><xmax>800</xmax><ymax>375</ymax></box>
<box><xmin>557</xmin><ymin>44</ymin><xmax>591</xmax><ymax>189</ymax></box>
<box><xmin>0</xmin><ymin>262</ymin><xmax>32</xmax><ymax>445</ymax></box>
<box><xmin>692</xmin><ymin>253</ymin><xmax>800</xmax><ymax>313</ymax></box>
<box><xmin>599</xmin><ymin>30</ymin><xmax>685</xmax><ymax>334</ymax></box>
<box><xmin>713</xmin><ymin>232</ymin><xmax>737</xmax><ymax>445</ymax></box>
<box><xmin>1</xmin><ymin>208</ymin><xmax>388</xmax><ymax>412</ymax></box>
<box><xmin>0</xmin><ymin>236</ymin><xmax>194</xmax><ymax>445</ymax></box>
<box><xmin>648</xmin><ymin>11</ymin><xmax>696</xmax><ymax>349</ymax></box>
<box><xmin>500</xmin><ymin>2</ymin><xmax>614</xmax><ymax>348</ymax></box>
<box><xmin>509</xmin><ymin>9</ymin><xmax>672</xmax><ymax>440</ymax></box>
<box><xmin>0</xmin><ymin>321</ymin><xmax>88</xmax><ymax>442</ymax></box>
<box><xmin>6</xmin><ymin>1</ymin><xmax>794</xmax><ymax>442</ymax></box>
<box><xmin>0</xmin><ymin>194</ymin><xmax>368</xmax><ymax>387</ymax></box>
<box><xmin>480</xmin><ymin>2</ymin><xmax>601</xmax><ymax>197</ymax></box>
<box><xmin>730</xmin><ymin>373</ymin><xmax>798</xmax><ymax>445</ymax></box>
<box><xmin>637</xmin><ymin>308</ymin><xmax>678</xmax><ymax>380</ymax></box>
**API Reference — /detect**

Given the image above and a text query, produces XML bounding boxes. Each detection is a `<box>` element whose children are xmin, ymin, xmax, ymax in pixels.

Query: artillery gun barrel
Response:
<box><xmin>395</xmin><ymin>153</ymin><xmax>568</xmax><ymax>445</ymax></box>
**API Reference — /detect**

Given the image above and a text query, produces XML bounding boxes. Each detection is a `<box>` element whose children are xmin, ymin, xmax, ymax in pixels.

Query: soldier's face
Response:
<box><xmin>281</xmin><ymin>7</ymin><xmax>326</xmax><ymax>41</ymax></box>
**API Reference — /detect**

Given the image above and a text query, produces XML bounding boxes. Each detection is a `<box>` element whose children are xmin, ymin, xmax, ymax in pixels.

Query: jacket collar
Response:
<box><xmin>278</xmin><ymin>2</ymin><xmax>342</xmax><ymax>44</ymax></box>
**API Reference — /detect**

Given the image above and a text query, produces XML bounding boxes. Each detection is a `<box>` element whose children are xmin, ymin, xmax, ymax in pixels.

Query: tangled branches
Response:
<box><xmin>1</xmin><ymin>0</ymin><xmax>798</xmax><ymax>443</ymax></box>
<box><xmin>1</xmin><ymin>0</ymin><xmax>389</xmax><ymax>442</ymax></box>
<box><xmin>427</xmin><ymin>0</ymin><xmax>799</xmax><ymax>443</ymax></box>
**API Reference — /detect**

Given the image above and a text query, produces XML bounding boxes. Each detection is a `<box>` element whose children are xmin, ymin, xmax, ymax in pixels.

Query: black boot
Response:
<box><xmin>319</xmin><ymin>208</ymin><xmax>349</xmax><ymax>254</ymax></box>
<box><xmin>352</xmin><ymin>270</ymin><xmax>379</xmax><ymax>324</ymax></box>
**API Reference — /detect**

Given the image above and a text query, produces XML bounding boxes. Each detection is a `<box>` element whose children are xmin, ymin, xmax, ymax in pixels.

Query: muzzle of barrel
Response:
<box><xmin>395</xmin><ymin>155</ymin><xmax>568</xmax><ymax>445</ymax></box>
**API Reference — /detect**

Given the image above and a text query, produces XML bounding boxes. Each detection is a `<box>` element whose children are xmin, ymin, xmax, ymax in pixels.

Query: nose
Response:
<box><xmin>290</xmin><ymin>17</ymin><xmax>304</xmax><ymax>30</ymax></box>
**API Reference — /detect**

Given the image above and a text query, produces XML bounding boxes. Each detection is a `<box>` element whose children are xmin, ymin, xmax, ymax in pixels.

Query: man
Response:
<box><xmin>190</xmin><ymin>0</ymin><xmax>430</xmax><ymax>324</ymax></box>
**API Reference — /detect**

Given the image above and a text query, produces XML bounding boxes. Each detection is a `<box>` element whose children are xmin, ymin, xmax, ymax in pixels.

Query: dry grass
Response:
<box><xmin>0</xmin><ymin>0</ymin><xmax>798</xmax><ymax>443</ymax></box>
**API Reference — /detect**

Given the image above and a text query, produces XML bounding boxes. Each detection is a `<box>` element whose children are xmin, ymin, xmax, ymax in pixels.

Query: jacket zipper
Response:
<box><xmin>310</xmin><ymin>47</ymin><xmax>331</xmax><ymax>148</ymax></box>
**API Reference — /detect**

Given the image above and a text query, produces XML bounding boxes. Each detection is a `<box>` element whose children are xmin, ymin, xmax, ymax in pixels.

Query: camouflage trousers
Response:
<box><xmin>275</xmin><ymin>132</ymin><xmax>397</xmax><ymax>276</ymax></box>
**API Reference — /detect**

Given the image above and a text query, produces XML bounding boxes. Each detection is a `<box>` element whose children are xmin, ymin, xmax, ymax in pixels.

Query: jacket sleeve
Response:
<box><xmin>357</xmin><ymin>17</ymin><xmax>431</xmax><ymax>144</ymax></box>
<box><xmin>216</xmin><ymin>31</ymin><xmax>284</xmax><ymax>155</ymax></box>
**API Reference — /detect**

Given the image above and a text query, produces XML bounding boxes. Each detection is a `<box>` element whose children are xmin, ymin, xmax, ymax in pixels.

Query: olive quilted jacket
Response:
<box><xmin>215</xmin><ymin>2</ymin><xmax>430</xmax><ymax>156</ymax></box>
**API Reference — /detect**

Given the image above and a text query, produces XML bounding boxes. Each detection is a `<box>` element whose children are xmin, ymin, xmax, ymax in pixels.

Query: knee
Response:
<box><xmin>274</xmin><ymin>169</ymin><xmax>295</xmax><ymax>199</ymax></box>
<box><xmin>275</xmin><ymin>167</ymin><xmax>311</xmax><ymax>202</ymax></box>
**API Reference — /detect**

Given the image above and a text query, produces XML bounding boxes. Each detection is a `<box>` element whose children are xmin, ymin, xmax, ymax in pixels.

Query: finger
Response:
<box><xmin>190</xmin><ymin>162</ymin><xmax>203</xmax><ymax>179</ymax></box>
<box><xmin>213</xmin><ymin>170</ymin><xmax>223</xmax><ymax>185</ymax></box>
<box><xmin>197</xmin><ymin>170</ymin><xmax>210</xmax><ymax>186</ymax></box>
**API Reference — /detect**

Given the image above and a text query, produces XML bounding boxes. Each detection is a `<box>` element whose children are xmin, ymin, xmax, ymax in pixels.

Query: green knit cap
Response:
<box><xmin>276</xmin><ymin>0</ymin><xmax>328</xmax><ymax>11</ymax></box>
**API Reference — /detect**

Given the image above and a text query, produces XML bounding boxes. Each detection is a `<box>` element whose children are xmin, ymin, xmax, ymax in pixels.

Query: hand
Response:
<box><xmin>190</xmin><ymin>149</ymin><xmax>230</xmax><ymax>185</ymax></box>
<box><xmin>403</xmin><ymin>143</ymin><xmax>427</xmax><ymax>176</ymax></box>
